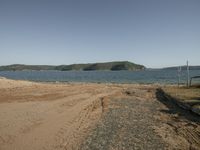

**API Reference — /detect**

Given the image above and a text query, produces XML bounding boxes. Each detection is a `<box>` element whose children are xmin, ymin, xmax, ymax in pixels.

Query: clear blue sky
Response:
<box><xmin>0</xmin><ymin>0</ymin><xmax>199</xmax><ymax>68</ymax></box>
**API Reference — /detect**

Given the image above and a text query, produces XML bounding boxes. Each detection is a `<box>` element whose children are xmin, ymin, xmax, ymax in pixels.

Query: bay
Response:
<box><xmin>0</xmin><ymin>70</ymin><xmax>200</xmax><ymax>84</ymax></box>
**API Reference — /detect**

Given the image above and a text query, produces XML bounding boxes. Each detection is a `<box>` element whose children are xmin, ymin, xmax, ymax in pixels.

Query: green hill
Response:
<box><xmin>0</xmin><ymin>64</ymin><xmax>55</xmax><ymax>71</ymax></box>
<box><xmin>83</xmin><ymin>61</ymin><xmax>144</xmax><ymax>71</ymax></box>
<box><xmin>0</xmin><ymin>61</ymin><xmax>145</xmax><ymax>71</ymax></box>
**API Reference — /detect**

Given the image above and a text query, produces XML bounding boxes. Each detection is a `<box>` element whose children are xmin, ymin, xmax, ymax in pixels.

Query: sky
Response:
<box><xmin>0</xmin><ymin>0</ymin><xmax>200</xmax><ymax>68</ymax></box>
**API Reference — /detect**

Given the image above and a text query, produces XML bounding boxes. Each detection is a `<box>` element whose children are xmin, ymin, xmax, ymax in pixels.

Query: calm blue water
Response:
<box><xmin>0</xmin><ymin>70</ymin><xmax>200</xmax><ymax>84</ymax></box>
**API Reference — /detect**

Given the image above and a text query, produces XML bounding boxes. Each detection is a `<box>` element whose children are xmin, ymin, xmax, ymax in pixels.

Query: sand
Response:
<box><xmin>0</xmin><ymin>78</ymin><xmax>199</xmax><ymax>150</ymax></box>
<box><xmin>0</xmin><ymin>78</ymin><xmax>125</xmax><ymax>150</ymax></box>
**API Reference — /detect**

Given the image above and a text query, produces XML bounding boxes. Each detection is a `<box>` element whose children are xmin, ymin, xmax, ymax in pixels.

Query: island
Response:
<box><xmin>0</xmin><ymin>61</ymin><xmax>145</xmax><ymax>71</ymax></box>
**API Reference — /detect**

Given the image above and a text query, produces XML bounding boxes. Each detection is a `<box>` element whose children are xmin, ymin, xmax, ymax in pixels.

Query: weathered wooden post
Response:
<box><xmin>177</xmin><ymin>66</ymin><xmax>181</xmax><ymax>87</ymax></box>
<box><xmin>187</xmin><ymin>60</ymin><xmax>190</xmax><ymax>88</ymax></box>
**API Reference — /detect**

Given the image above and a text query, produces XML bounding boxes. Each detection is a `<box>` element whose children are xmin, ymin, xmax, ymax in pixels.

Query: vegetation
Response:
<box><xmin>163</xmin><ymin>86</ymin><xmax>200</xmax><ymax>100</ymax></box>
<box><xmin>83</xmin><ymin>61</ymin><xmax>144</xmax><ymax>71</ymax></box>
<box><xmin>0</xmin><ymin>64</ymin><xmax>55</xmax><ymax>71</ymax></box>
<box><xmin>0</xmin><ymin>61</ymin><xmax>145</xmax><ymax>71</ymax></box>
<box><xmin>163</xmin><ymin>86</ymin><xmax>200</xmax><ymax>107</ymax></box>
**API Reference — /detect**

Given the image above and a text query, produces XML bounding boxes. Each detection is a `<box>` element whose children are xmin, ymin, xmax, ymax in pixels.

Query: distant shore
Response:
<box><xmin>0</xmin><ymin>61</ymin><xmax>145</xmax><ymax>71</ymax></box>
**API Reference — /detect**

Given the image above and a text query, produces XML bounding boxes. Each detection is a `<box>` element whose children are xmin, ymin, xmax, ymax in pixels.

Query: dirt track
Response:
<box><xmin>0</xmin><ymin>79</ymin><xmax>122</xmax><ymax>150</ymax></box>
<box><xmin>0</xmin><ymin>78</ymin><xmax>199</xmax><ymax>150</ymax></box>
<box><xmin>81</xmin><ymin>87</ymin><xmax>200</xmax><ymax>150</ymax></box>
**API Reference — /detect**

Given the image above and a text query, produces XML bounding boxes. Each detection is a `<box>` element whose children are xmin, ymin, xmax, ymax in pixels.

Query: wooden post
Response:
<box><xmin>187</xmin><ymin>60</ymin><xmax>190</xmax><ymax>88</ymax></box>
<box><xmin>177</xmin><ymin>66</ymin><xmax>181</xmax><ymax>87</ymax></box>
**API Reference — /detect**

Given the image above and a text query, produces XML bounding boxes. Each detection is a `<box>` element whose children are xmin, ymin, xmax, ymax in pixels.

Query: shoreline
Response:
<box><xmin>0</xmin><ymin>76</ymin><xmax>177</xmax><ymax>86</ymax></box>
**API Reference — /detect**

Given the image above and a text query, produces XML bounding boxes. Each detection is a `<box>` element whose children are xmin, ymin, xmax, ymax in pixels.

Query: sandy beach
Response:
<box><xmin>0</xmin><ymin>78</ymin><xmax>129</xmax><ymax>150</ymax></box>
<box><xmin>0</xmin><ymin>78</ymin><xmax>199</xmax><ymax>150</ymax></box>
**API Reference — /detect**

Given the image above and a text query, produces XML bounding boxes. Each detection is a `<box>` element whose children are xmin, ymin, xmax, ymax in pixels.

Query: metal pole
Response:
<box><xmin>187</xmin><ymin>60</ymin><xmax>190</xmax><ymax>87</ymax></box>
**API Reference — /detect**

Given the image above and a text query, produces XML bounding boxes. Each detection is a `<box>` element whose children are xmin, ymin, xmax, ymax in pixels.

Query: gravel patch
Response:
<box><xmin>80</xmin><ymin>96</ymin><xmax>166</xmax><ymax>150</ymax></box>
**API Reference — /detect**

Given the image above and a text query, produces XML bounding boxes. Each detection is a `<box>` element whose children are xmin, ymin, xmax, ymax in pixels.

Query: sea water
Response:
<box><xmin>0</xmin><ymin>70</ymin><xmax>200</xmax><ymax>84</ymax></box>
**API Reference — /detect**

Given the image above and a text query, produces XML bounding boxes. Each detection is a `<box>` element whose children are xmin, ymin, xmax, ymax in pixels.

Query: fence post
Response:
<box><xmin>178</xmin><ymin>66</ymin><xmax>181</xmax><ymax>87</ymax></box>
<box><xmin>187</xmin><ymin>60</ymin><xmax>190</xmax><ymax>88</ymax></box>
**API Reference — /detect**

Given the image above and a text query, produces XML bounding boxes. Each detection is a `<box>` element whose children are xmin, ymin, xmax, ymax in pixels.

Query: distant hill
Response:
<box><xmin>0</xmin><ymin>61</ymin><xmax>145</xmax><ymax>71</ymax></box>
<box><xmin>0</xmin><ymin>64</ymin><xmax>55</xmax><ymax>71</ymax></box>
<box><xmin>163</xmin><ymin>66</ymin><xmax>200</xmax><ymax>70</ymax></box>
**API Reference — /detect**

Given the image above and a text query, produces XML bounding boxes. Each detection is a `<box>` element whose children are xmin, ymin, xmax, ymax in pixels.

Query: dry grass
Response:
<box><xmin>163</xmin><ymin>85</ymin><xmax>200</xmax><ymax>109</ymax></box>
<box><xmin>163</xmin><ymin>86</ymin><xmax>200</xmax><ymax>100</ymax></box>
